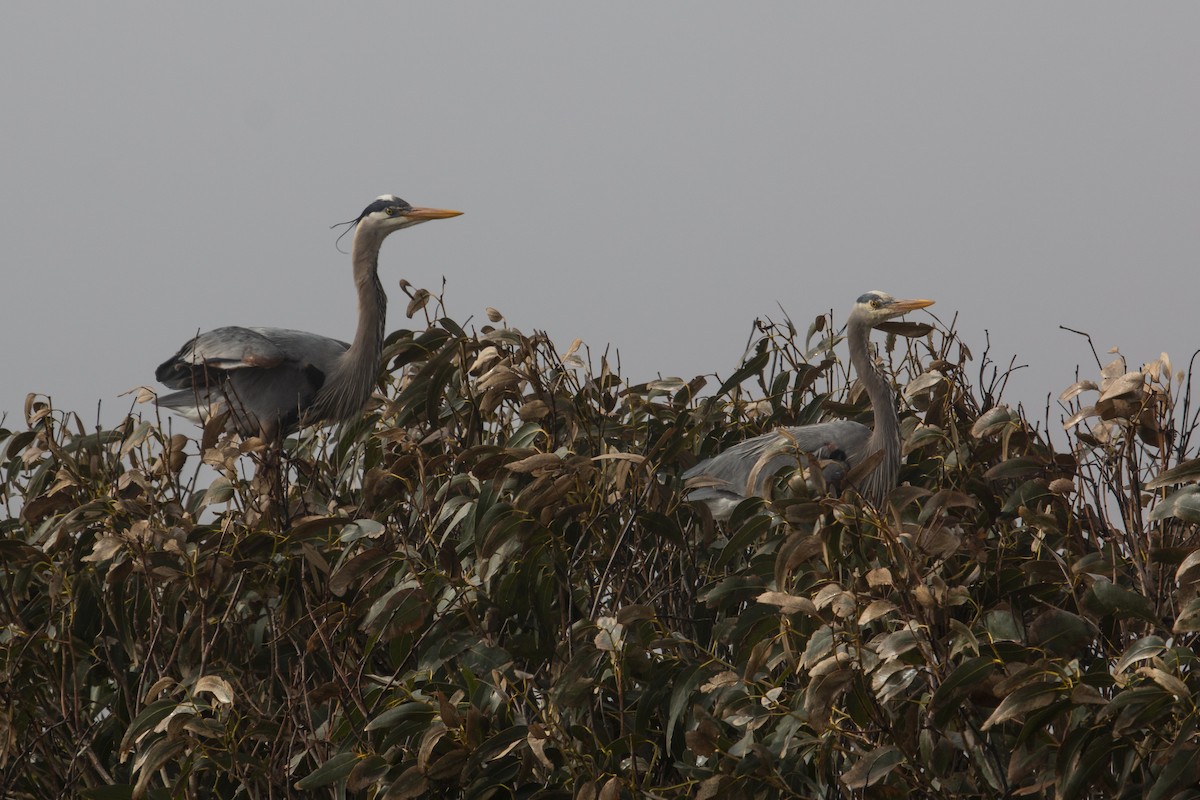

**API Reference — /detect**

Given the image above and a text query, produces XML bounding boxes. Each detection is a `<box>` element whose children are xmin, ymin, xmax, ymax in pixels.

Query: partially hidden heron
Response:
<box><xmin>682</xmin><ymin>291</ymin><xmax>934</xmax><ymax>519</ymax></box>
<box><xmin>155</xmin><ymin>195</ymin><xmax>462</xmax><ymax>439</ymax></box>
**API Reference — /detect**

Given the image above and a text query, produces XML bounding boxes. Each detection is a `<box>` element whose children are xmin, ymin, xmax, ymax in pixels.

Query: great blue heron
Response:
<box><xmin>155</xmin><ymin>195</ymin><xmax>462</xmax><ymax>439</ymax></box>
<box><xmin>682</xmin><ymin>291</ymin><xmax>934</xmax><ymax>518</ymax></box>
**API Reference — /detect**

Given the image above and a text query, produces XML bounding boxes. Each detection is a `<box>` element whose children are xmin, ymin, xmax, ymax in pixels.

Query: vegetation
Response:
<box><xmin>2</xmin><ymin>293</ymin><xmax>1199</xmax><ymax>798</ymax></box>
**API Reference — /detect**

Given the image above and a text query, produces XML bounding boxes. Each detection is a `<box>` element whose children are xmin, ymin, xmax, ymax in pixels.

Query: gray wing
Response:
<box><xmin>682</xmin><ymin>420</ymin><xmax>870</xmax><ymax>519</ymax></box>
<box><xmin>155</xmin><ymin>326</ymin><xmax>349</xmax><ymax>434</ymax></box>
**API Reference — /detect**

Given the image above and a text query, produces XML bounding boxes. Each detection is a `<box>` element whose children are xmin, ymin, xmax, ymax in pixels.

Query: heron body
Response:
<box><xmin>155</xmin><ymin>196</ymin><xmax>461</xmax><ymax>439</ymax></box>
<box><xmin>683</xmin><ymin>291</ymin><xmax>933</xmax><ymax>517</ymax></box>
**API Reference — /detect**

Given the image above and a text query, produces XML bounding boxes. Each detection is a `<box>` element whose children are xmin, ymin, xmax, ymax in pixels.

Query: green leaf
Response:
<box><xmin>981</xmin><ymin>682</ymin><xmax>1063</xmax><ymax>730</ymax></box>
<box><xmin>931</xmin><ymin>657</ymin><xmax>997</xmax><ymax>727</ymax></box>
<box><xmin>119</xmin><ymin>699</ymin><xmax>179</xmax><ymax>755</ymax></box>
<box><xmin>1088</xmin><ymin>579</ymin><xmax>1159</xmax><ymax>625</ymax></box>
<box><xmin>666</xmin><ymin>664</ymin><xmax>709</xmax><ymax>746</ymax></box>
<box><xmin>1115</xmin><ymin>636</ymin><xmax>1166</xmax><ymax>673</ymax></box>
<box><xmin>970</xmin><ymin>405</ymin><xmax>1019</xmax><ymax>438</ymax></box>
<box><xmin>1147</xmin><ymin>745</ymin><xmax>1200</xmax><ymax>800</ymax></box>
<box><xmin>713</xmin><ymin>512</ymin><xmax>772</xmax><ymax>570</ymax></box>
<box><xmin>715</xmin><ymin>345</ymin><xmax>770</xmax><ymax>398</ymax></box>
<box><xmin>366</xmin><ymin>702</ymin><xmax>436</xmax><ymax>732</ymax></box>
<box><xmin>1002</xmin><ymin>479</ymin><xmax>1051</xmax><ymax>514</ymax></box>
<box><xmin>1173</xmin><ymin>597</ymin><xmax>1200</xmax><ymax>633</ymax></box>
<box><xmin>294</xmin><ymin>752</ymin><xmax>359</xmax><ymax>790</ymax></box>
<box><xmin>1145</xmin><ymin>456</ymin><xmax>1200</xmax><ymax>489</ymax></box>
<box><xmin>1149</xmin><ymin>485</ymin><xmax>1200</xmax><ymax>523</ymax></box>
<box><xmin>1057</xmin><ymin>729</ymin><xmax>1121</xmax><ymax>800</ymax></box>
<box><xmin>983</xmin><ymin>457</ymin><xmax>1044</xmax><ymax>482</ymax></box>
<box><xmin>79</xmin><ymin>788</ymin><xmax>135</xmax><ymax>800</ymax></box>
<box><xmin>841</xmin><ymin>745</ymin><xmax>904</xmax><ymax>789</ymax></box>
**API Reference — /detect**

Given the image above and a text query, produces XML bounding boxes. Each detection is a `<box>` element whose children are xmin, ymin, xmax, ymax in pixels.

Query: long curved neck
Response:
<box><xmin>847</xmin><ymin>318</ymin><xmax>901</xmax><ymax>502</ymax></box>
<box><xmin>320</xmin><ymin>226</ymin><xmax>388</xmax><ymax>420</ymax></box>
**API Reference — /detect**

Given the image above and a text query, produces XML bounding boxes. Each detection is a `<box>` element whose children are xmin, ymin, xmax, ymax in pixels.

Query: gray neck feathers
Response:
<box><xmin>847</xmin><ymin>318</ymin><xmax>902</xmax><ymax>504</ymax></box>
<box><xmin>314</xmin><ymin>228</ymin><xmax>388</xmax><ymax>421</ymax></box>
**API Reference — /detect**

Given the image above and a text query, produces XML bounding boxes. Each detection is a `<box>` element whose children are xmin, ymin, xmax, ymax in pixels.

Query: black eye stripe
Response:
<box><xmin>358</xmin><ymin>197</ymin><xmax>413</xmax><ymax>221</ymax></box>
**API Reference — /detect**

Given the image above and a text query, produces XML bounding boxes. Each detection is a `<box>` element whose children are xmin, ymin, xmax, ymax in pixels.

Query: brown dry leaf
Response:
<box><xmin>831</xmin><ymin>592</ymin><xmax>857</xmax><ymax>619</ymax></box>
<box><xmin>468</xmin><ymin>346</ymin><xmax>500</xmax><ymax>373</ymax></box>
<box><xmin>1058</xmin><ymin>380</ymin><xmax>1098</xmax><ymax>403</ymax></box>
<box><xmin>194</xmin><ymin>675</ymin><xmax>234</xmax><ymax>706</ymax></box>
<box><xmin>867</xmin><ymin>567</ymin><xmax>894</xmax><ymax>587</ymax></box>
<box><xmin>1101</xmin><ymin>356</ymin><xmax>1126</xmax><ymax>380</ymax></box>
<box><xmin>478</xmin><ymin>364</ymin><xmax>521</xmax><ymax>392</ymax></box>
<box><xmin>405</xmin><ymin>288</ymin><xmax>431</xmax><ymax>318</ymax></box>
<box><xmin>145</xmin><ymin>677</ymin><xmax>176</xmax><ymax>703</ymax></box>
<box><xmin>695</xmin><ymin>776</ymin><xmax>727</xmax><ymax>800</ymax></box>
<box><xmin>82</xmin><ymin>535</ymin><xmax>123</xmax><ymax>564</ymax></box>
<box><xmin>902</xmin><ymin>370</ymin><xmax>946</xmax><ymax>402</ymax></box>
<box><xmin>1063</xmin><ymin>405</ymin><xmax>1097</xmax><ymax>430</ymax></box>
<box><xmin>1098</xmin><ymin>371</ymin><xmax>1144</xmax><ymax>402</ymax></box>
<box><xmin>757</xmin><ymin>591</ymin><xmax>818</xmax><ymax>616</ymax></box>
<box><xmin>700</xmin><ymin>671</ymin><xmax>742</xmax><ymax>693</ymax></box>
<box><xmin>812</xmin><ymin>583</ymin><xmax>844</xmax><ymax>610</ymax></box>
<box><xmin>526</xmin><ymin>730</ymin><xmax>554</xmax><ymax>770</ymax></box>
<box><xmin>914</xmin><ymin>525</ymin><xmax>962</xmax><ymax>558</ymax></box>
<box><xmin>562</xmin><ymin>338</ymin><xmax>583</xmax><ymax>361</ymax></box>
<box><xmin>591</xmin><ymin>453</ymin><xmax>646</xmax><ymax>465</ymax></box>
<box><xmin>485</xmin><ymin>306</ymin><xmax>504</xmax><ymax>322</ymax></box>
<box><xmin>913</xmin><ymin>585</ymin><xmax>935</xmax><ymax>608</ymax></box>
<box><xmin>518</xmin><ymin>399</ymin><xmax>550</xmax><ymax>420</ymax></box>
<box><xmin>1049</xmin><ymin>478</ymin><xmax>1075</xmax><ymax>495</ymax></box>
<box><xmin>598</xmin><ymin>776</ymin><xmax>622</xmax><ymax>800</ymax></box>
<box><xmin>859</xmin><ymin>599</ymin><xmax>898</xmax><ymax>625</ymax></box>
<box><xmin>506</xmin><ymin>453</ymin><xmax>562</xmax><ymax>474</ymax></box>
<box><xmin>1137</xmin><ymin>667</ymin><xmax>1189</xmax><ymax>699</ymax></box>
<box><xmin>804</xmin><ymin>669</ymin><xmax>855</xmax><ymax>730</ymax></box>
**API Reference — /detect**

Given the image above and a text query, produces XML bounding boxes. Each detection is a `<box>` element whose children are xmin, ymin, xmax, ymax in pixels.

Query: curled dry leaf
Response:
<box><xmin>1049</xmin><ymin>478</ymin><xmax>1075</xmax><ymax>495</ymax></box>
<box><xmin>469</xmin><ymin>346</ymin><xmax>500</xmax><ymax>373</ymax></box>
<box><xmin>700</xmin><ymin>671</ymin><xmax>742</xmax><ymax>693</ymax></box>
<box><xmin>1058</xmin><ymin>380</ymin><xmax>1098</xmax><ymax>404</ymax></box>
<box><xmin>971</xmin><ymin>405</ymin><xmax>1019</xmax><ymax>438</ymax></box>
<box><xmin>593</xmin><ymin>617</ymin><xmax>624</xmax><ymax>652</ymax></box>
<box><xmin>405</xmin><ymin>288</ymin><xmax>431</xmax><ymax>318</ymax></box>
<box><xmin>194</xmin><ymin>675</ymin><xmax>234</xmax><ymax>705</ymax></box>
<box><xmin>477</xmin><ymin>363</ymin><xmax>521</xmax><ymax>392</ymax></box>
<box><xmin>756</xmin><ymin>591</ymin><xmax>818</xmax><ymax>616</ymax></box>
<box><xmin>1097</xmin><ymin>371</ymin><xmax>1144</xmax><ymax>403</ymax></box>
<box><xmin>902</xmin><ymin>371</ymin><xmax>946</xmax><ymax>402</ymax></box>
<box><xmin>1063</xmin><ymin>405</ymin><xmax>1097</xmax><ymax>430</ymax></box>
<box><xmin>562</xmin><ymin>338</ymin><xmax>583</xmax><ymax>361</ymax></box>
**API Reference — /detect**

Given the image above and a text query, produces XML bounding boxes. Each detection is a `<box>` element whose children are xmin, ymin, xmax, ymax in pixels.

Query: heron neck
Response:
<box><xmin>324</xmin><ymin>228</ymin><xmax>388</xmax><ymax>420</ymax></box>
<box><xmin>847</xmin><ymin>318</ymin><xmax>901</xmax><ymax>501</ymax></box>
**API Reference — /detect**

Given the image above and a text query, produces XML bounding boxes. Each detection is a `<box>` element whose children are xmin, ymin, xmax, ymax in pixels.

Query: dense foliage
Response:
<box><xmin>2</xmin><ymin>296</ymin><xmax>1199</xmax><ymax>798</ymax></box>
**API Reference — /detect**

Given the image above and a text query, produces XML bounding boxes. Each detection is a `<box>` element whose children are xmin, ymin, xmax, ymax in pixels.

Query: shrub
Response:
<box><xmin>2</xmin><ymin>297</ymin><xmax>1198</xmax><ymax>798</ymax></box>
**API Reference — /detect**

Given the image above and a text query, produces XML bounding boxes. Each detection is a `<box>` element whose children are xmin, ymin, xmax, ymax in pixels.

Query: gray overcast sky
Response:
<box><xmin>2</xmin><ymin>5</ymin><xmax>1198</xmax><ymax>431</ymax></box>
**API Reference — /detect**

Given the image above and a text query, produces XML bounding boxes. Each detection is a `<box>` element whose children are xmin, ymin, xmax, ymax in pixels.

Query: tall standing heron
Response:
<box><xmin>155</xmin><ymin>195</ymin><xmax>462</xmax><ymax>439</ymax></box>
<box><xmin>682</xmin><ymin>291</ymin><xmax>934</xmax><ymax>518</ymax></box>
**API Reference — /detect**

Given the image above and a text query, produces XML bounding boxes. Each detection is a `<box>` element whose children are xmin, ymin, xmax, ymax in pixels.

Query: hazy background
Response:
<box><xmin>2</xmin><ymin>5</ymin><xmax>1197</xmax><ymax>433</ymax></box>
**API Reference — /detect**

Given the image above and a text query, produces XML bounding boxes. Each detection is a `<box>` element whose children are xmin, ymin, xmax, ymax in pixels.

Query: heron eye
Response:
<box><xmin>385</xmin><ymin>206</ymin><xmax>399</xmax><ymax>216</ymax></box>
<box><xmin>870</xmin><ymin>299</ymin><xmax>882</xmax><ymax>309</ymax></box>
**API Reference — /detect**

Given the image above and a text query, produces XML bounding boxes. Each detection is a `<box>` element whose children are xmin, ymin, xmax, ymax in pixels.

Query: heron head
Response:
<box><xmin>852</xmin><ymin>291</ymin><xmax>934</xmax><ymax>326</ymax></box>
<box><xmin>355</xmin><ymin>194</ymin><xmax>463</xmax><ymax>234</ymax></box>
